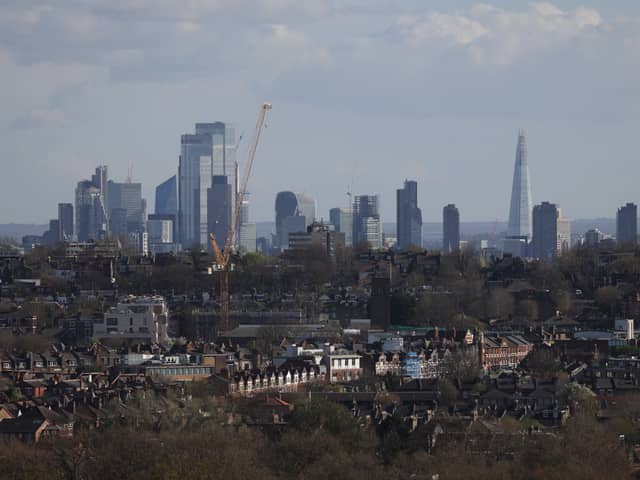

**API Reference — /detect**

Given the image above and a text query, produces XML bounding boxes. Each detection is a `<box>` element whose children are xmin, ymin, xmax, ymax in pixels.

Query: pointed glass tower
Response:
<box><xmin>507</xmin><ymin>129</ymin><xmax>532</xmax><ymax>239</ymax></box>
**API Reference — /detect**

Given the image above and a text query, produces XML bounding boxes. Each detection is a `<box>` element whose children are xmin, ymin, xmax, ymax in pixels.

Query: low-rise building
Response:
<box><xmin>94</xmin><ymin>295</ymin><xmax>169</xmax><ymax>344</ymax></box>
<box><xmin>479</xmin><ymin>333</ymin><xmax>533</xmax><ymax>371</ymax></box>
<box><xmin>324</xmin><ymin>346</ymin><xmax>362</xmax><ymax>383</ymax></box>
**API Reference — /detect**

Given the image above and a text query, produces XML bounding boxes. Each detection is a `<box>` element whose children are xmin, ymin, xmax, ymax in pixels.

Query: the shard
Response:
<box><xmin>507</xmin><ymin>129</ymin><xmax>532</xmax><ymax>239</ymax></box>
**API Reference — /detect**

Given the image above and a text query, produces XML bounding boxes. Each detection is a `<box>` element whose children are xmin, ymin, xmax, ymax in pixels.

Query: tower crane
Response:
<box><xmin>210</xmin><ymin>102</ymin><xmax>272</xmax><ymax>332</ymax></box>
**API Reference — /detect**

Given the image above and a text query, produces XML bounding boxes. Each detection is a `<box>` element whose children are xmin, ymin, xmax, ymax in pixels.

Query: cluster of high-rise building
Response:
<box><xmin>30</xmin><ymin>125</ymin><xmax>638</xmax><ymax>259</ymax></box>
<box><xmin>500</xmin><ymin>130</ymin><xmax>636</xmax><ymax>260</ymax></box>
<box><xmin>38</xmin><ymin>165</ymin><xmax>148</xmax><ymax>254</ymax></box>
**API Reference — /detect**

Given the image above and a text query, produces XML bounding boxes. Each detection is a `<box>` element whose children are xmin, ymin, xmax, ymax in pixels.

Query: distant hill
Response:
<box><xmin>0</xmin><ymin>217</ymin><xmax>617</xmax><ymax>244</ymax></box>
<box><xmin>0</xmin><ymin>224</ymin><xmax>48</xmax><ymax>241</ymax></box>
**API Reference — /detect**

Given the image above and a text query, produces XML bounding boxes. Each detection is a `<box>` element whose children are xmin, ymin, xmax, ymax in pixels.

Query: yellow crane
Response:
<box><xmin>210</xmin><ymin>102</ymin><xmax>272</xmax><ymax>332</ymax></box>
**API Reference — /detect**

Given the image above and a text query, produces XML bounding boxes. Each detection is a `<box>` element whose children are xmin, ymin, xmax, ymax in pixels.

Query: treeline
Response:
<box><xmin>0</xmin><ymin>395</ymin><xmax>632</xmax><ymax>480</ymax></box>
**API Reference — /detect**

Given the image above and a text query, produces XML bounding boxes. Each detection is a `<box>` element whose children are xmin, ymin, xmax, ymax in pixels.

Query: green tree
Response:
<box><xmin>516</xmin><ymin>299</ymin><xmax>539</xmax><ymax>323</ymax></box>
<box><xmin>595</xmin><ymin>286</ymin><xmax>622</xmax><ymax>318</ymax></box>
<box><xmin>289</xmin><ymin>398</ymin><xmax>360</xmax><ymax>447</ymax></box>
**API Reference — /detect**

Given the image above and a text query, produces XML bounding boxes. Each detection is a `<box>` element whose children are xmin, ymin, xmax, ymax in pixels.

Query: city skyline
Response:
<box><xmin>0</xmin><ymin>2</ymin><xmax>638</xmax><ymax>225</ymax></box>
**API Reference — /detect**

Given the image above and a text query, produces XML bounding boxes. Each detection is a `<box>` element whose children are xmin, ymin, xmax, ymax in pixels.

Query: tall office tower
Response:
<box><xmin>329</xmin><ymin>207</ymin><xmax>353</xmax><ymax>247</ymax></box>
<box><xmin>42</xmin><ymin>219</ymin><xmax>60</xmax><ymax>246</ymax></box>
<box><xmin>91</xmin><ymin>165</ymin><xmax>109</xmax><ymax>218</ymax></box>
<box><xmin>207</xmin><ymin>175</ymin><xmax>232</xmax><ymax>253</ymax></box>
<box><xmin>155</xmin><ymin>175</ymin><xmax>177</xmax><ymax>242</ymax></box>
<box><xmin>396</xmin><ymin>180</ymin><xmax>423</xmax><ymax>249</ymax></box>
<box><xmin>504</xmin><ymin>130</ymin><xmax>533</xmax><ymax>257</ymax></box>
<box><xmin>353</xmin><ymin>195</ymin><xmax>382</xmax><ymax>249</ymax></box>
<box><xmin>532</xmin><ymin>202</ymin><xmax>557</xmax><ymax>261</ymax></box>
<box><xmin>238</xmin><ymin>195</ymin><xmax>256</xmax><ymax>253</ymax></box>
<box><xmin>532</xmin><ymin>202</ymin><xmax>570</xmax><ymax>261</ymax></box>
<box><xmin>57</xmin><ymin>203</ymin><xmax>74</xmax><ymax>241</ymax></box>
<box><xmin>109</xmin><ymin>208</ymin><xmax>128</xmax><ymax>237</ymax></box>
<box><xmin>558</xmin><ymin>214</ymin><xmax>571</xmax><ymax>255</ymax></box>
<box><xmin>442</xmin><ymin>204</ymin><xmax>460</xmax><ymax>254</ymax></box>
<box><xmin>155</xmin><ymin>175</ymin><xmax>177</xmax><ymax>217</ymax></box>
<box><xmin>107</xmin><ymin>181</ymin><xmax>146</xmax><ymax>235</ymax></box>
<box><xmin>616</xmin><ymin>202</ymin><xmax>638</xmax><ymax>246</ymax></box>
<box><xmin>178</xmin><ymin>122</ymin><xmax>236</xmax><ymax>248</ymax></box>
<box><xmin>147</xmin><ymin>214</ymin><xmax>175</xmax><ymax>254</ymax></box>
<box><xmin>274</xmin><ymin>191</ymin><xmax>316</xmax><ymax>250</ymax></box>
<box><xmin>75</xmin><ymin>166</ymin><xmax>109</xmax><ymax>241</ymax></box>
<box><xmin>75</xmin><ymin>180</ymin><xmax>105</xmax><ymax>241</ymax></box>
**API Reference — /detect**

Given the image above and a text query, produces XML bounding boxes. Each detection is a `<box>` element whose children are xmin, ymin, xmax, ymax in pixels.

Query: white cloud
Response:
<box><xmin>0</xmin><ymin>1</ymin><xmax>639</xmax><ymax>223</ymax></box>
<box><xmin>387</xmin><ymin>3</ymin><xmax>604</xmax><ymax>65</ymax></box>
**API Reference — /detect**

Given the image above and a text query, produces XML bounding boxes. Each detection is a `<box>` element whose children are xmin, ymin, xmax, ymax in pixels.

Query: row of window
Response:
<box><xmin>148</xmin><ymin>367</ymin><xmax>212</xmax><ymax>376</ymax></box>
<box><xmin>332</xmin><ymin>358</ymin><xmax>359</xmax><ymax>368</ymax></box>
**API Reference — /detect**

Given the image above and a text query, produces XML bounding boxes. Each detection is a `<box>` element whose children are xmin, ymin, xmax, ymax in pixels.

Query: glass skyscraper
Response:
<box><xmin>353</xmin><ymin>195</ymin><xmax>381</xmax><ymax>249</ymax></box>
<box><xmin>507</xmin><ymin>129</ymin><xmax>532</xmax><ymax>238</ymax></box>
<box><xmin>442</xmin><ymin>204</ymin><xmax>460</xmax><ymax>254</ymax></box>
<box><xmin>396</xmin><ymin>180</ymin><xmax>422</xmax><ymax>249</ymax></box>
<box><xmin>531</xmin><ymin>202</ymin><xmax>570</xmax><ymax>261</ymax></box>
<box><xmin>75</xmin><ymin>166</ymin><xmax>109</xmax><ymax>241</ymax></box>
<box><xmin>616</xmin><ymin>202</ymin><xmax>638</xmax><ymax>246</ymax></box>
<box><xmin>207</xmin><ymin>175</ymin><xmax>232</xmax><ymax>253</ymax></box>
<box><xmin>107</xmin><ymin>181</ymin><xmax>145</xmax><ymax>235</ymax></box>
<box><xmin>274</xmin><ymin>191</ymin><xmax>316</xmax><ymax>250</ymax></box>
<box><xmin>238</xmin><ymin>194</ymin><xmax>256</xmax><ymax>253</ymax></box>
<box><xmin>504</xmin><ymin>130</ymin><xmax>533</xmax><ymax>257</ymax></box>
<box><xmin>329</xmin><ymin>207</ymin><xmax>353</xmax><ymax>247</ymax></box>
<box><xmin>155</xmin><ymin>175</ymin><xmax>177</xmax><ymax>217</ymax></box>
<box><xmin>57</xmin><ymin>203</ymin><xmax>74</xmax><ymax>241</ymax></box>
<box><xmin>178</xmin><ymin>122</ymin><xmax>236</xmax><ymax>248</ymax></box>
<box><xmin>75</xmin><ymin>180</ymin><xmax>104</xmax><ymax>242</ymax></box>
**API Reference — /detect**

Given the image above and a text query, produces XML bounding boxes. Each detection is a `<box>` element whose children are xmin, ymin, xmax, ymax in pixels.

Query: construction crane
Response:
<box><xmin>210</xmin><ymin>102</ymin><xmax>272</xmax><ymax>332</ymax></box>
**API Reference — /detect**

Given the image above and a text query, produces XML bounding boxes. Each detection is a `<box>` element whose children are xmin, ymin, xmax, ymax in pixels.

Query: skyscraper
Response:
<box><xmin>207</xmin><ymin>175</ymin><xmax>232</xmax><ymax>253</ymax></box>
<box><xmin>504</xmin><ymin>130</ymin><xmax>533</xmax><ymax>257</ymax></box>
<box><xmin>42</xmin><ymin>219</ymin><xmax>60</xmax><ymax>246</ymax></box>
<box><xmin>75</xmin><ymin>179</ymin><xmax>105</xmax><ymax>242</ymax></box>
<box><xmin>155</xmin><ymin>175</ymin><xmax>177</xmax><ymax>217</ymax></box>
<box><xmin>107</xmin><ymin>180</ymin><xmax>146</xmax><ymax>235</ymax></box>
<box><xmin>91</xmin><ymin>165</ymin><xmax>109</xmax><ymax>221</ymax></box>
<box><xmin>616</xmin><ymin>202</ymin><xmax>637</xmax><ymax>246</ymax></box>
<box><xmin>57</xmin><ymin>203</ymin><xmax>74</xmax><ymax>241</ymax></box>
<box><xmin>75</xmin><ymin>166</ymin><xmax>109</xmax><ymax>241</ymax></box>
<box><xmin>147</xmin><ymin>214</ymin><xmax>175</xmax><ymax>254</ymax></box>
<box><xmin>274</xmin><ymin>191</ymin><xmax>316</xmax><ymax>250</ymax></box>
<box><xmin>532</xmin><ymin>202</ymin><xmax>570</xmax><ymax>261</ymax></box>
<box><xmin>396</xmin><ymin>180</ymin><xmax>422</xmax><ymax>249</ymax></box>
<box><xmin>353</xmin><ymin>195</ymin><xmax>381</xmax><ymax>249</ymax></box>
<box><xmin>329</xmin><ymin>207</ymin><xmax>353</xmax><ymax>247</ymax></box>
<box><xmin>532</xmin><ymin>202</ymin><xmax>557</xmax><ymax>261</ymax></box>
<box><xmin>178</xmin><ymin>122</ymin><xmax>236</xmax><ymax>248</ymax></box>
<box><xmin>238</xmin><ymin>195</ymin><xmax>256</xmax><ymax>253</ymax></box>
<box><xmin>442</xmin><ymin>204</ymin><xmax>460</xmax><ymax>254</ymax></box>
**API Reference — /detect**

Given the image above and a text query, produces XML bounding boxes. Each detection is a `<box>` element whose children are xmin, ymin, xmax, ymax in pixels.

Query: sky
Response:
<box><xmin>0</xmin><ymin>1</ymin><xmax>639</xmax><ymax>225</ymax></box>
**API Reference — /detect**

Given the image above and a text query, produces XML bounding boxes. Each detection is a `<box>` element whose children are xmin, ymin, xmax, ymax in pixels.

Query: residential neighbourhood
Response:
<box><xmin>2</xmin><ymin>236</ymin><xmax>640</xmax><ymax>479</ymax></box>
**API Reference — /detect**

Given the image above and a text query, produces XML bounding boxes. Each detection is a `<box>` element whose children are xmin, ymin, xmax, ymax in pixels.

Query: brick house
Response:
<box><xmin>479</xmin><ymin>332</ymin><xmax>533</xmax><ymax>371</ymax></box>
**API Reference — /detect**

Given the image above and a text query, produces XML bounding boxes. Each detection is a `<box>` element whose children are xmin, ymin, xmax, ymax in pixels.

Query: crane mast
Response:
<box><xmin>210</xmin><ymin>102</ymin><xmax>272</xmax><ymax>332</ymax></box>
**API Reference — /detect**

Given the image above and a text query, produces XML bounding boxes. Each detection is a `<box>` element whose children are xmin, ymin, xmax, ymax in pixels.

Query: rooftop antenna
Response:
<box><xmin>127</xmin><ymin>163</ymin><xmax>133</xmax><ymax>183</ymax></box>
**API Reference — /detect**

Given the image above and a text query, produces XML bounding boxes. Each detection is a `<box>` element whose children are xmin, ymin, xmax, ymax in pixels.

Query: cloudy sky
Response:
<box><xmin>1</xmin><ymin>1</ymin><xmax>638</xmax><ymax>225</ymax></box>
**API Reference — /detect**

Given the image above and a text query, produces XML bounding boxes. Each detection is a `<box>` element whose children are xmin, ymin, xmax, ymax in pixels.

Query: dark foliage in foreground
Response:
<box><xmin>0</xmin><ymin>397</ymin><xmax>633</xmax><ymax>480</ymax></box>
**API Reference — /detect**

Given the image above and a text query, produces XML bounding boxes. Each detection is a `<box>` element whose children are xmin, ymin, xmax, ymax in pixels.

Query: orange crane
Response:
<box><xmin>210</xmin><ymin>102</ymin><xmax>272</xmax><ymax>332</ymax></box>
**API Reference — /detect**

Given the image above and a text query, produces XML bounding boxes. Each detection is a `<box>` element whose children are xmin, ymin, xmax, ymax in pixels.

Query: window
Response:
<box><xmin>106</xmin><ymin>318</ymin><xmax>118</xmax><ymax>326</ymax></box>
